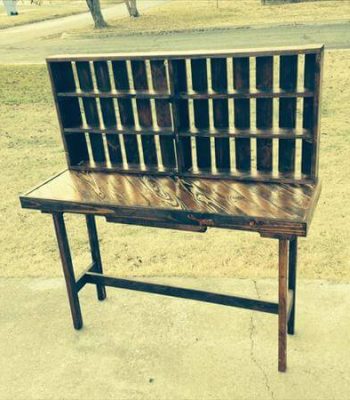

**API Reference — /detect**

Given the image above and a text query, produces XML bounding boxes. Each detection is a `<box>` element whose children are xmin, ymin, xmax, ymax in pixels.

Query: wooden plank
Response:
<box><xmin>211</xmin><ymin>58</ymin><xmax>230</xmax><ymax>170</ymax></box>
<box><xmin>310</xmin><ymin>48</ymin><xmax>324</xmax><ymax>178</ymax></box>
<box><xmin>52</xmin><ymin>213</ymin><xmax>83</xmax><ymax>330</ymax></box>
<box><xmin>93</xmin><ymin>61</ymin><xmax>123</xmax><ymax>164</ymax></box>
<box><xmin>46</xmin><ymin>44</ymin><xmax>324</xmax><ymax>62</ymax></box>
<box><xmin>176</xmin><ymin>128</ymin><xmax>311</xmax><ymax>140</ymax></box>
<box><xmin>76</xmin><ymin>61</ymin><xmax>106</xmax><ymax>163</ymax></box>
<box><xmin>256</xmin><ymin>56</ymin><xmax>273</xmax><ymax>171</ymax></box>
<box><xmin>191</xmin><ymin>58</ymin><xmax>211</xmax><ymax>169</ymax></box>
<box><xmin>112</xmin><ymin>60</ymin><xmax>140</xmax><ymax>165</ymax></box>
<box><xmin>86</xmin><ymin>215</ymin><xmax>106</xmax><ymax>301</ymax></box>
<box><xmin>20</xmin><ymin>169</ymin><xmax>316</xmax><ymax>236</ymax></box>
<box><xmin>131</xmin><ymin>60</ymin><xmax>158</xmax><ymax>167</ymax></box>
<box><xmin>75</xmin><ymin>261</ymin><xmax>96</xmax><ymax>292</ymax></box>
<box><xmin>48</xmin><ymin>61</ymin><xmax>89</xmax><ymax>166</ymax></box>
<box><xmin>287</xmin><ymin>238</ymin><xmax>297</xmax><ymax>334</ymax></box>
<box><xmin>169</xmin><ymin>59</ymin><xmax>192</xmax><ymax>171</ymax></box>
<box><xmin>302</xmin><ymin>54</ymin><xmax>316</xmax><ymax>176</ymax></box>
<box><xmin>150</xmin><ymin>60</ymin><xmax>177</xmax><ymax>169</ymax></box>
<box><xmin>57</xmin><ymin>88</ymin><xmax>314</xmax><ymax>100</ymax></box>
<box><xmin>106</xmin><ymin>216</ymin><xmax>207</xmax><ymax>232</ymax></box>
<box><xmin>233</xmin><ymin>57</ymin><xmax>251</xmax><ymax>171</ymax></box>
<box><xmin>278</xmin><ymin>55</ymin><xmax>298</xmax><ymax>173</ymax></box>
<box><xmin>278</xmin><ymin>239</ymin><xmax>288</xmax><ymax>372</ymax></box>
<box><xmin>84</xmin><ymin>272</ymin><xmax>279</xmax><ymax>314</ymax></box>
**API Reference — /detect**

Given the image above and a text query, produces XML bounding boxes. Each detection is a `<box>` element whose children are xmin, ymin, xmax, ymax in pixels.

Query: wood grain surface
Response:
<box><xmin>20</xmin><ymin>169</ymin><xmax>320</xmax><ymax>237</ymax></box>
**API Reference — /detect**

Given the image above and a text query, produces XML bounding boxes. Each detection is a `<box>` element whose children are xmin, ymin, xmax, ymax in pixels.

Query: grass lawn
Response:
<box><xmin>0</xmin><ymin>0</ymin><xmax>121</xmax><ymax>29</ymax></box>
<box><xmin>0</xmin><ymin>50</ymin><xmax>349</xmax><ymax>281</ymax></box>
<box><xmin>73</xmin><ymin>0</ymin><xmax>350</xmax><ymax>36</ymax></box>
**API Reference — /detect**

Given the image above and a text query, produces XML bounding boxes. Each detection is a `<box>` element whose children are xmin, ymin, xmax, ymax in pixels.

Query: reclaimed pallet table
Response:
<box><xmin>20</xmin><ymin>45</ymin><xmax>324</xmax><ymax>372</ymax></box>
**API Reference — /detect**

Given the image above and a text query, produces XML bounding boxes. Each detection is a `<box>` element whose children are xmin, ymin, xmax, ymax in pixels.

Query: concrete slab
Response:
<box><xmin>0</xmin><ymin>277</ymin><xmax>349</xmax><ymax>400</ymax></box>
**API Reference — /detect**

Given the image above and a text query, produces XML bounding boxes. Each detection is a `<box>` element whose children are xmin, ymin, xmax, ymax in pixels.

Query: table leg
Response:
<box><xmin>53</xmin><ymin>213</ymin><xmax>83</xmax><ymax>330</ymax></box>
<box><xmin>86</xmin><ymin>215</ymin><xmax>106</xmax><ymax>301</ymax></box>
<box><xmin>278</xmin><ymin>239</ymin><xmax>288</xmax><ymax>372</ymax></box>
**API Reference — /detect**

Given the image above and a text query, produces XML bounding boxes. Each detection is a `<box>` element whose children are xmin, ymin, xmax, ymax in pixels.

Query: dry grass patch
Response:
<box><xmin>0</xmin><ymin>0</ymin><xmax>120</xmax><ymax>29</ymax></box>
<box><xmin>74</xmin><ymin>0</ymin><xmax>350</xmax><ymax>36</ymax></box>
<box><xmin>0</xmin><ymin>50</ymin><xmax>349</xmax><ymax>281</ymax></box>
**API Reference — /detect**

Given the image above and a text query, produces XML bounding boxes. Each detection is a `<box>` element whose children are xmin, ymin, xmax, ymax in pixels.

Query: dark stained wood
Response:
<box><xmin>233</xmin><ymin>57</ymin><xmax>251</xmax><ymax>171</ymax></box>
<box><xmin>65</xmin><ymin>126</ymin><xmax>311</xmax><ymax>140</ymax></box>
<box><xmin>93</xmin><ymin>61</ymin><xmax>123</xmax><ymax>164</ymax></box>
<box><xmin>21</xmin><ymin>46</ymin><xmax>324</xmax><ymax>372</ymax></box>
<box><xmin>76</xmin><ymin>61</ymin><xmax>106</xmax><ymax>163</ymax></box>
<box><xmin>47</xmin><ymin>46</ymin><xmax>323</xmax><ymax>183</ymax></box>
<box><xmin>52</xmin><ymin>212</ymin><xmax>83</xmax><ymax>330</ymax></box>
<box><xmin>112</xmin><ymin>60</ymin><xmax>140</xmax><ymax>165</ymax></box>
<box><xmin>211</xmin><ymin>58</ymin><xmax>230</xmax><ymax>170</ymax></box>
<box><xmin>256</xmin><ymin>56</ymin><xmax>273</xmax><ymax>171</ymax></box>
<box><xmin>20</xmin><ymin>169</ymin><xmax>321</xmax><ymax>237</ymax></box>
<box><xmin>278</xmin><ymin>239</ymin><xmax>288</xmax><ymax>372</ymax></box>
<box><xmin>75</xmin><ymin>261</ymin><xmax>96</xmax><ymax>292</ymax></box>
<box><xmin>48</xmin><ymin>62</ymin><xmax>89</xmax><ymax>167</ymax></box>
<box><xmin>279</xmin><ymin>55</ymin><xmax>298</xmax><ymax>173</ymax></box>
<box><xmin>131</xmin><ymin>60</ymin><xmax>158</xmax><ymax>167</ymax></box>
<box><xmin>169</xmin><ymin>59</ymin><xmax>192</xmax><ymax>171</ymax></box>
<box><xmin>56</xmin><ymin>88</ymin><xmax>313</xmax><ymax>100</ymax></box>
<box><xmin>46</xmin><ymin>44</ymin><xmax>324</xmax><ymax>62</ymax></box>
<box><xmin>310</xmin><ymin>50</ymin><xmax>324</xmax><ymax>178</ymax></box>
<box><xmin>288</xmin><ymin>237</ymin><xmax>297</xmax><ymax>334</ymax></box>
<box><xmin>191</xmin><ymin>58</ymin><xmax>211</xmax><ymax>169</ymax></box>
<box><xmin>106</xmin><ymin>215</ymin><xmax>207</xmax><ymax>232</ymax></box>
<box><xmin>287</xmin><ymin>289</ymin><xmax>294</xmax><ymax>323</ymax></box>
<box><xmin>85</xmin><ymin>272</ymin><xmax>279</xmax><ymax>314</ymax></box>
<box><xmin>86</xmin><ymin>215</ymin><xmax>106</xmax><ymax>301</ymax></box>
<box><xmin>150</xmin><ymin>60</ymin><xmax>177</xmax><ymax>169</ymax></box>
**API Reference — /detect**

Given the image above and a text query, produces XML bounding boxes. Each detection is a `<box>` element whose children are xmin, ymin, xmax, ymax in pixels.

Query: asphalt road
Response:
<box><xmin>0</xmin><ymin>0</ymin><xmax>168</xmax><ymax>44</ymax></box>
<box><xmin>0</xmin><ymin>19</ymin><xmax>349</xmax><ymax>64</ymax></box>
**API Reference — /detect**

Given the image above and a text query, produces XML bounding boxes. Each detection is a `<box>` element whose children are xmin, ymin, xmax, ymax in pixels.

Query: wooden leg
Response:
<box><xmin>288</xmin><ymin>237</ymin><xmax>298</xmax><ymax>335</ymax></box>
<box><xmin>278</xmin><ymin>239</ymin><xmax>288</xmax><ymax>372</ymax></box>
<box><xmin>53</xmin><ymin>213</ymin><xmax>83</xmax><ymax>330</ymax></box>
<box><xmin>86</xmin><ymin>215</ymin><xmax>106</xmax><ymax>301</ymax></box>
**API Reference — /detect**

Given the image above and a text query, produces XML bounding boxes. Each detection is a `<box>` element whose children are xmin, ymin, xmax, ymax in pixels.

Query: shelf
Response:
<box><xmin>70</xmin><ymin>162</ymin><xmax>312</xmax><ymax>184</ymax></box>
<box><xmin>64</xmin><ymin>126</ymin><xmax>175</xmax><ymax>137</ymax></box>
<box><xmin>63</xmin><ymin>126</ymin><xmax>312</xmax><ymax>142</ymax></box>
<box><xmin>71</xmin><ymin>161</ymin><xmax>178</xmax><ymax>176</ymax></box>
<box><xmin>177</xmin><ymin>88</ymin><xmax>314</xmax><ymax>99</ymax></box>
<box><xmin>181</xmin><ymin>168</ymin><xmax>313</xmax><ymax>184</ymax></box>
<box><xmin>57</xmin><ymin>88</ymin><xmax>314</xmax><ymax>100</ymax></box>
<box><xmin>57</xmin><ymin>89</ymin><xmax>171</xmax><ymax>99</ymax></box>
<box><xmin>178</xmin><ymin>128</ymin><xmax>313</xmax><ymax>141</ymax></box>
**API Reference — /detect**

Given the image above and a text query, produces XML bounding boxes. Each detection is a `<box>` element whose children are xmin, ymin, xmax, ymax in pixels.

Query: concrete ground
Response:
<box><xmin>1</xmin><ymin>277</ymin><xmax>349</xmax><ymax>400</ymax></box>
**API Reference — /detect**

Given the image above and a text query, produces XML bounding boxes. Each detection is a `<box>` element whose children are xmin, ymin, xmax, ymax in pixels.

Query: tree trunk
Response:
<box><xmin>86</xmin><ymin>0</ymin><xmax>108</xmax><ymax>28</ymax></box>
<box><xmin>125</xmin><ymin>0</ymin><xmax>140</xmax><ymax>17</ymax></box>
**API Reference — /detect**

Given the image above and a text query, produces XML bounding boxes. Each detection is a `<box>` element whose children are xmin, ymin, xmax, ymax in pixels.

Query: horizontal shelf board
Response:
<box><xmin>57</xmin><ymin>88</ymin><xmax>314</xmax><ymax>100</ymax></box>
<box><xmin>46</xmin><ymin>44</ymin><xmax>324</xmax><ymax>62</ymax></box>
<box><xmin>178</xmin><ymin>128</ymin><xmax>313</xmax><ymax>141</ymax></box>
<box><xmin>181</xmin><ymin>169</ymin><xmax>313</xmax><ymax>184</ymax></box>
<box><xmin>71</xmin><ymin>161</ymin><xmax>178</xmax><ymax>175</ymax></box>
<box><xmin>177</xmin><ymin>88</ymin><xmax>314</xmax><ymax>99</ymax></box>
<box><xmin>57</xmin><ymin>90</ymin><xmax>171</xmax><ymax>99</ymax></box>
<box><xmin>70</xmin><ymin>162</ymin><xmax>313</xmax><ymax>184</ymax></box>
<box><xmin>63</xmin><ymin>126</ymin><xmax>312</xmax><ymax>141</ymax></box>
<box><xmin>64</xmin><ymin>126</ymin><xmax>175</xmax><ymax>136</ymax></box>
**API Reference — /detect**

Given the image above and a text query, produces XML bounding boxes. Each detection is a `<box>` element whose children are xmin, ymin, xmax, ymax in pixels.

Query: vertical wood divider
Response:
<box><xmin>168</xmin><ymin>59</ymin><xmax>185</xmax><ymax>173</ymax></box>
